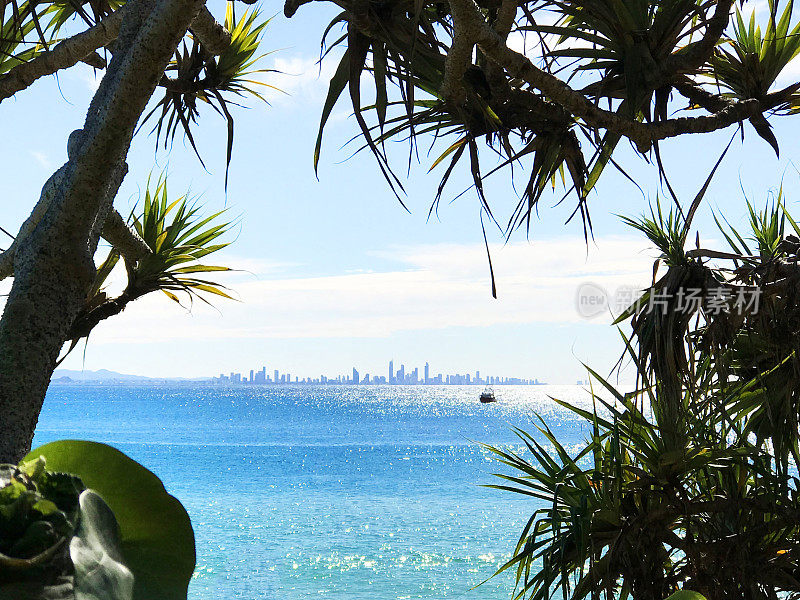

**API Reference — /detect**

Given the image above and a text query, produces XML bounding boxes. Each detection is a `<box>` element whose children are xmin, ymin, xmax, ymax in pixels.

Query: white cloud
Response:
<box><xmin>775</xmin><ymin>57</ymin><xmax>800</xmax><ymax>89</ymax></box>
<box><xmin>77</xmin><ymin>236</ymin><xmax>655</xmax><ymax>345</ymax></box>
<box><xmin>29</xmin><ymin>151</ymin><xmax>51</xmax><ymax>169</ymax></box>
<box><xmin>259</xmin><ymin>54</ymin><xmax>340</xmax><ymax>106</ymax></box>
<box><xmin>76</xmin><ymin>64</ymin><xmax>103</xmax><ymax>93</ymax></box>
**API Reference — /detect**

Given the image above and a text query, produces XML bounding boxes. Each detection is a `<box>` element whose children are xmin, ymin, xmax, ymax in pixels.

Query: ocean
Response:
<box><xmin>32</xmin><ymin>384</ymin><xmax>594</xmax><ymax>600</ymax></box>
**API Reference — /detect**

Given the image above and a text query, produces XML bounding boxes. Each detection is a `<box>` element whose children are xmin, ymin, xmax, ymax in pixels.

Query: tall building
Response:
<box><xmin>353</xmin><ymin>367</ymin><xmax>360</xmax><ymax>384</ymax></box>
<box><xmin>249</xmin><ymin>369</ymin><xmax>254</xmax><ymax>383</ymax></box>
<box><xmin>389</xmin><ymin>360</ymin><xmax>394</xmax><ymax>384</ymax></box>
<box><xmin>398</xmin><ymin>364</ymin><xmax>405</xmax><ymax>384</ymax></box>
<box><xmin>424</xmin><ymin>362</ymin><xmax>430</xmax><ymax>384</ymax></box>
<box><xmin>274</xmin><ymin>369</ymin><xmax>279</xmax><ymax>384</ymax></box>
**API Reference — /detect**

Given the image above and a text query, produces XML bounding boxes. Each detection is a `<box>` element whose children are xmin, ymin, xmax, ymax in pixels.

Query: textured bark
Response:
<box><xmin>663</xmin><ymin>0</ymin><xmax>734</xmax><ymax>75</ymax></box>
<box><xmin>0</xmin><ymin>4</ymin><xmax>230</xmax><ymax>103</ymax></box>
<box><xmin>445</xmin><ymin>0</ymin><xmax>759</xmax><ymax>152</ymax></box>
<box><xmin>190</xmin><ymin>7</ymin><xmax>232</xmax><ymax>55</ymax></box>
<box><xmin>440</xmin><ymin>0</ymin><xmax>481</xmax><ymax>107</ymax></box>
<box><xmin>0</xmin><ymin>7</ymin><xmax>130</xmax><ymax>102</ymax></box>
<box><xmin>101</xmin><ymin>210</ymin><xmax>150</xmax><ymax>262</ymax></box>
<box><xmin>0</xmin><ymin>166</ymin><xmax>148</xmax><ymax>283</ymax></box>
<box><xmin>0</xmin><ymin>0</ymin><xmax>206</xmax><ymax>463</ymax></box>
<box><xmin>0</xmin><ymin>161</ymin><xmax>72</xmax><ymax>282</ymax></box>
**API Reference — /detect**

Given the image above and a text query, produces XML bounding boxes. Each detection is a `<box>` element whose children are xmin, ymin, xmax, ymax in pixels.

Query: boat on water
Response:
<box><xmin>479</xmin><ymin>386</ymin><xmax>496</xmax><ymax>403</ymax></box>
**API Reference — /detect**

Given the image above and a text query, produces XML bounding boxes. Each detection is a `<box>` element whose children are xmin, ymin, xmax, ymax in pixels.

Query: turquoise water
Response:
<box><xmin>33</xmin><ymin>384</ymin><xmax>593</xmax><ymax>600</ymax></box>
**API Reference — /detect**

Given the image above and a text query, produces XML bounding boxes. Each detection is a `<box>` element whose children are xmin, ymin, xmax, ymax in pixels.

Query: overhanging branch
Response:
<box><xmin>0</xmin><ymin>5</ymin><xmax>131</xmax><ymax>102</ymax></box>
<box><xmin>664</xmin><ymin>0</ymin><xmax>735</xmax><ymax>75</ymax></box>
<box><xmin>0</xmin><ymin>206</ymin><xmax>151</xmax><ymax>283</ymax></box>
<box><xmin>0</xmin><ymin>3</ymin><xmax>232</xmax><ymax>103</ymax></box>
<box><xmin>190</xmin><ymin>6</ymin><xmax>231</xmax><ymax>55</ymax></box>
<box><xmin>446</xmin><ymin>0</ymin><xmax>760</xmax><ymax>152</ymax></box>
<box><xmin>101</xmin><ymin>210</ymin><xmax>151</xmax><ymax>261</ymax></box>
<box><xmin>441</xmin><ymin>0</ymin><xmax>478</xmax><ymax>106</ymax></box>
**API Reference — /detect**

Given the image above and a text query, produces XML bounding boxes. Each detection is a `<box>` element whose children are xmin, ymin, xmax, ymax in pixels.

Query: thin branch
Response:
<box><xmin>664</xmin><ymin>0</ymin><xmax>735</xmax><ymax>75</ymax></box>
<box><xmin>493</xmin><ymin>0</ymin><xmax>517</xmax><ymax>41</ymax></box>
<box><xmin>89</xmin><ymin>162</ymin><xmax>129</xmax><ymax>256</ymax></box>
<box><xmin>441</xmin><ymin>0</ymin><xmax>479</xmax><ymax>106</ymax></box>
<box><xmin>447</xmin><ymin>0</ymin><xmax>760</xmax><ymax>152</ymax></box>
<box><xmin>101</xmin><ymin>209</ymin><xmax>151</xmax><ymax>261</ymax></box>
<box><xmin>190</xmin><ymin>6</ymin><xmax>231</xmax><ymax>56</ymax></box>
<box><xmin>0</xmin><ymin>5</ymin><xmax>131</xmax><ymax>102</ymax></box>
<box><xmin>685</xmin><ymin>249</ymin><xmax>756</xmax><ymax>260</ymax></box>
<box><xmin>0</xmin><ymin>4</ymin><xmax>231</xmax><ymax>102</ymax></box>
<box><xmin>673</xmin><ymin>76</ymin><xmax>730</xmax><ymax>113</ymax></box>
<box><xmin>66</xmin><ymin>287</ymin><xmax>145</xmax><ymax>340</ymax></box>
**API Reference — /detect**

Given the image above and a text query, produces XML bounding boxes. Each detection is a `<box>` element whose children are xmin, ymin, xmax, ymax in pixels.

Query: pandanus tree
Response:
<box><xmin>482</xmin><ymin>197</ymin><xmax>800</xmax><ymax>600</ymax></box>
<box><xmin>0</xmin><ymin>0</ymin><xmax>271</xmax><ymax>464</ymax></box>
<box><xmin>291</xmin><ymin>0</ymin><xmax>800</xmax><ymax>234</ymax></box>
<box><xmin>0</xmin><ymin>0</ymin><xmax>271</xmax><ymax>596</ymax></box>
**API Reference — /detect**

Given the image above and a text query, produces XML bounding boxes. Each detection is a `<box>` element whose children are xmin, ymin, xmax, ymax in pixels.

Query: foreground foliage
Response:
<box><xmin>486</xmin><ymin>195</ymin><xmax>800</xmax><ymax>600</ymax></box>
<box><xmin>0</xmin><ymin>441</ymin><xmax>195</xmax><ymax>600</ymax></box>
<box><xmin>66</xmin><ymin>175</ymin><xmax>235</xmax><ymax>353</ymax></box>
<box><xmin>290</xmin><ymin>0</ymin><xmax>800</xmax><ymax>240</ymax></box>
<box><xmin>0</xmin><ymin>0</ymin><xmax>270</xmax><ymax>463</ymax></box>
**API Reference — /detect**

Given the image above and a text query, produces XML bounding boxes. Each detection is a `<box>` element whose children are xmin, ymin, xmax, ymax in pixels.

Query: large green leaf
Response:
<box><xmin>23</xmin><ymin>441</ymin><xmax>195</xmax><ymax>600</ymax></box>
<box><xmin>665</xmin><ymin>592</ymin><xmax>707</xmax><ymax>600</ymax></box>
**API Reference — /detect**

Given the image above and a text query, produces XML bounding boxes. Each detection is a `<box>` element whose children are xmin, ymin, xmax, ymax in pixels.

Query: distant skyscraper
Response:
<box><xmin>389</xmin><ymin>360</ymin><xmax>394</xmax><ymax>384</ymax></box>
<box><xmin>398</xmin><ymin>364</ymin><xmax>405</xmax><ymax>384</ymax></box>
<box><xmin>424</xmin><ymin>362</ymin><xmax>430</xmax><ymax>384</ymax></box>
<box><xmin>353</xmin><ymin>367</ymin><xmax>360</xmax><ymax>384</ymax></box>
<box><xmin>274</xmin><ymin>369</ymin><xmax>279</xmax><ymax>384</ymax></box>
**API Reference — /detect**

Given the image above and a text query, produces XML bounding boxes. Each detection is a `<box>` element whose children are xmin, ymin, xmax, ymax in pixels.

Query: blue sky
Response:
<box><xmin>3</xmin><ymin>0</ymin><xmax>800</xmax><ymax>383</ymax></box>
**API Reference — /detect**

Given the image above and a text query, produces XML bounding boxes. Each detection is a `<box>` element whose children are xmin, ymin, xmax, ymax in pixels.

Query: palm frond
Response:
<box><xmin>129</xmin><ymin>174</ymin><xmax>235</xmax><ymax>306</ymax></box>
<box><xmin>142</xmin><ymin>4</ymin><xmax>277</xmax><ymax>186</ymax></box>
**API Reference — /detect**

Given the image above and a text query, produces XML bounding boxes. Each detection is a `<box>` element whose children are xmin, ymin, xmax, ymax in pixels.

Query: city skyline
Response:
<box><xmin>212</xmin><ymin>360</ymin><xmax>544</xmax><ymax>386</ymax></box>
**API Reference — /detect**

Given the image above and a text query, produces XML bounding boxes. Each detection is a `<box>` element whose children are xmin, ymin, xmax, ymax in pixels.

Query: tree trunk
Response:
<box><xmin>0</xmin><ymin>0</ymin><xmax>206</xmax><ymax>463</ymax></box>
